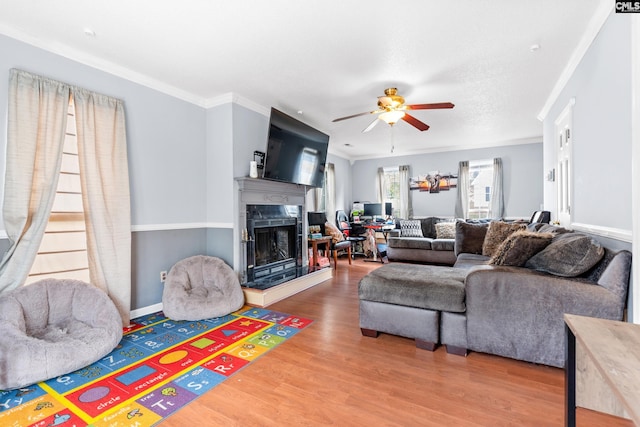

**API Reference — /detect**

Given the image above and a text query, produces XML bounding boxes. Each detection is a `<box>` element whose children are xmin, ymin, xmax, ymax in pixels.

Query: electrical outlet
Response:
<box><xmin>160</xmin><ymin>271</ymin><xmax>167</xmax><ymax>283</ymax></box>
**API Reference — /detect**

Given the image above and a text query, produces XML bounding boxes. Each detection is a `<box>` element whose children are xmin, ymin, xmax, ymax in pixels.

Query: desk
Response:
<box><xmin>308</xmin><ymin>236</ymin><xmax>332</xmax><ymax>267</ymax></box>
<box><xmin>565</xmin><ymin>314</ymin><xmax>640</xmax><ymax>426</ymax></box>
<box><xmin>363</xmin><ymin>223</ymin><xmax>395</xmax><ymax>242</ymax></box>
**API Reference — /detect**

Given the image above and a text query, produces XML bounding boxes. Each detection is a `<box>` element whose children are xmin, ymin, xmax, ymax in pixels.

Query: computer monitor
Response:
<box><xmin>363</xmin><ymin>203</ymin><xmax>382</xmax><ymax>218</ymax></box>
<box><xmin>385</xmin><ymin>202</ymin><xmax>393</xmax><ymax>216</ymax></box>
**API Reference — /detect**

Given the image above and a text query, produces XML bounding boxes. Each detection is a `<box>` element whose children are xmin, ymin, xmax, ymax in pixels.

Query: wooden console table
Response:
<box><xmin>564</xmin><ymin>314</ymin><xmax>640</xmax><ymax>426</ymax></box>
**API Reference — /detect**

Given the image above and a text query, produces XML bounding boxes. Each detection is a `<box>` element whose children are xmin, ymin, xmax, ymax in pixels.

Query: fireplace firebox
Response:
<box><xmin>245</xmin><ymin>204</ymin><xmax>303</xmax><ymax>289</ymax></box>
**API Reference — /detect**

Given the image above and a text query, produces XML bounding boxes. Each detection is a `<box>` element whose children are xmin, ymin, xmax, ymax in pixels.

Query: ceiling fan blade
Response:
<box><xmin>362</xmin><ymin>118</ymin><xmax>379</xmax><ymax>133</ymax></box>
<box><xmin>332</xmin><ymin>110</ymin><xmax>381</xmax><ymax>122</ymax></box>
<box><xmin>406</xmin><ymin>102</ymin><xmax>455</xmax><ymax>110</ymax></box>
<box><xmin>402</xmin><ymin>113</ymin><xmax>430</xmax><ymax>131</ymax></box>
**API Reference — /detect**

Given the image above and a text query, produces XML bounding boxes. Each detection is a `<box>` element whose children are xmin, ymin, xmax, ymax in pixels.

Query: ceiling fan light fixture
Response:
<box><xmin>379</xmin><ymin>110</ymin><xmax>405</xmax><ymax>125</ymax></box>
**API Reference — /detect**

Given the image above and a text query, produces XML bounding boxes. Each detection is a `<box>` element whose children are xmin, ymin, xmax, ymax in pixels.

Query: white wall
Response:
<box><xmin>542</xmin><ymin>11</ymin><xmax>634</xmax><ymax>320</ymax></box>
<box><xmin>350</xmin><ymin>142</ymin><xmax>543</xmax><ymax>219</ymax></box>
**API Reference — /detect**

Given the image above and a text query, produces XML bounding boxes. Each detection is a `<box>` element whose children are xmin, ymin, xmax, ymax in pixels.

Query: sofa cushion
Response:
<box><xmin>525</xmin><ymin>232</ymin><xmax>605</xmax><ymax>277</ymax></box>
<box><xmin>419</xmin><ymin>217</ymin><xmax>450</xmax><ymax>238</ymax></box>
<box><xmin>387</xmin><ymin>236</ymin><xmax>432</xmax><ymax>250</ymax></box>
<box><xmin>482</xmin><ymin>221</ymin><xmax>526</xmax><ymax>257</ymax></box>
<box><xmin>358</xmin><ymin>264</ymin><xmax>467</xmax><ymax>312</ymax></box>
<box><xmin>400</xmin><ymin>219</ymin><xmax>423</xmax><ymax>237</ymax></box>
<box><xmin>435</xmin><ymin>222</ymin><xmax>455</xmax><ymax>239</ymax></box>
<box><xmin>489</xmin><ymin>230</ymin><xmax>553</xmax><ymax>266</ymax></box>
<box><xmin>431</xmin><ymin>239</ymin><xmax>455</xmax><ymax>251</ymax></box>
<box><xmin>455</xmin><ymin>221</ymin><xmax>489</xmax><ymax>256</ymax></box>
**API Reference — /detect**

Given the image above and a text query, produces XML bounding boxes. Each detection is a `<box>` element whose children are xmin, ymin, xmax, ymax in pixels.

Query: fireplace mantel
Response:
<box><xmin>236</xmin><ymin>177</ymin><xmax>307</xmax><ymax>207</ymax></box>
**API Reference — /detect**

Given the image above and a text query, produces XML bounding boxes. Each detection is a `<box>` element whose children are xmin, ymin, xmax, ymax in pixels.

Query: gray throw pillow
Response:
<box><xmin>525</xmin><ymin>233</ymin><xmax>605</xmax><ymax>277</ymax></box>
<box><xmin>400</xmin><ymin>219</ymin><xmax>423</xmax><ymax>237</ymax></box>
<box><xmin>490</xmin><ymin>230</ymin><xmax>553</xmax><ymax>266</ymax></box>
<box><xmin>454</xmin><ymin>221</ymin><xmax>488</xmax><ymax>256</ymax></box>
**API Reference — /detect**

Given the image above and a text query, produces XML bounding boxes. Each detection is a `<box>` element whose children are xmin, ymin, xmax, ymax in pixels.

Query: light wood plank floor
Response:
<box><xmin>162</xmin><ymin>259</ymin><xmax>633</xmax><ymax>426</ymax></box>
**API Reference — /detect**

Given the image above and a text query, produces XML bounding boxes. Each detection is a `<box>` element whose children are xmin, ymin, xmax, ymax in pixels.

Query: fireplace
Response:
<box><xmin>245</xmin><ymin>204</ymin><xmax>302</xmax><ymax>288</ymax></box>
<box><xmin>235</xmin><ymin>177</ymin><xmax>331</xmax><ymax>302</ymax></box>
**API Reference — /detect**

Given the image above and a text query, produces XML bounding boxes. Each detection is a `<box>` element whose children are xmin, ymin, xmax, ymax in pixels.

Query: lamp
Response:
<box><xmin>379</xmin><ymin>110</ymin><xmax>405</xmax><ymax>126</ymax></box>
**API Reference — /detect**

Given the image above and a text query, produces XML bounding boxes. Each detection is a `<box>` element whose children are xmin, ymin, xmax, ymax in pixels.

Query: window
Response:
<box><xmin>382</xmin><ymin>167</ymin><xmax>400</xmax><ymax>217</ymax></box>
<box><xmin>26</xmin><ymin>97</ymin><xmax>90</xmax><ymax>285</ymax></box>
<box><xmin>467</xmin><ymin>160</ymin><xmax>494</xmax><ymax>219</ymax></box>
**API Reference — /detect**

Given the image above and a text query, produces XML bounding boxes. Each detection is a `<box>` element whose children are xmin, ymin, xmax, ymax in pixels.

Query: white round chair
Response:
<box><xmin>0</xmin><ymin>278</ymin><xmax>123</xmax><ymax>390</ymax></box>
<box><xmin>162</xmin><ymin>255</ymin><xmax>245</xmax><ymax>321</ymax></box>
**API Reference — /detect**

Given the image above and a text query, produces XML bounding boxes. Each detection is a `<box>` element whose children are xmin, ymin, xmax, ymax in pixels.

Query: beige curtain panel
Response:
<box><xmin>0</xmin><ymin>69</ymin><xmax>132</xmax><ymax>325</ymax></box>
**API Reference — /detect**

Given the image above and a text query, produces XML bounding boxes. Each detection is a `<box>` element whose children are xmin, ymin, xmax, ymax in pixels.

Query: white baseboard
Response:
<box><xmin>130</xmin><ymin>302</ymin><xmax>163</xmax><ymax>321</ymax></box>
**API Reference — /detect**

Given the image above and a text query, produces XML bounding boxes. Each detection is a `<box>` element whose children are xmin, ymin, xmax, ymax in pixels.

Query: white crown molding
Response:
<box><xmin>0</xmin><ymin>25</ymin><xmax>209</xmax><ymax>107</ymax></box>
<box><xmin>346</xmin><ymin>136</ymin><xmax>542</xmax><ymax>162</ymax></box>
<box><xmin>204</xmin><ymin>92</ymin><xmax>270</xmax><ymax>116</ymax></box>
<box><xmin>537</xmin><ymin>2</ymin><xmax>614</xmax><ymax>121</ymax></box>
<box><xmin>571</xmin><ymin>222</ymin><xmax>632</xmax><ymax>243</ymax></box>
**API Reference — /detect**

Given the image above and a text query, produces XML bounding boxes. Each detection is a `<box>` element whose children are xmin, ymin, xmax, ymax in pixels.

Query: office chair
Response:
<box><xmin>529</xmin><ymin>210</ymin><xmax>551</xmax><ymax>224</ymax></box>
<box><xmin>336</xmin><ymin>210</ymin><xmax>366</xmax><ymax>258</ymax></box>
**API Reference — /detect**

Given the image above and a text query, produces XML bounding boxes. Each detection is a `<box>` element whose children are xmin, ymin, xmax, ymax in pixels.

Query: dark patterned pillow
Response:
<box><xmin>482</xmin><ymin>221</ymin><xmax>526</xmax><ymax>257</ymax></box>
<box><xmin>400</xmin><ymin>220</ymin><xmax>423</xmax><ymax>237</ymax></box>
<box><xmin>525</xmin><ymin>233</ymin><xmax>605</xmax><ymax>277</ymax></box>
<box><xmin>490</xmin><ymin>230</ymin><xmax>553</xmax><ymax>266</ymax></box>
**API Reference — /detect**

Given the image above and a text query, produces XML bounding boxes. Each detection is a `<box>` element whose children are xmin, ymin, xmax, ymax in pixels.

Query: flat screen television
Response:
<box><xmin>262</xmin><ymin>108</ymin><xmax>330</xmax><ymax>188</ymax></box>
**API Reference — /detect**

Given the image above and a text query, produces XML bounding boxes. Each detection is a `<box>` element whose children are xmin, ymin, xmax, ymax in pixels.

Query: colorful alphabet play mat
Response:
<box><xmin>0</xmin><ymin>307</ymin><xmax>312</xmax><ymax>426</ymax></box>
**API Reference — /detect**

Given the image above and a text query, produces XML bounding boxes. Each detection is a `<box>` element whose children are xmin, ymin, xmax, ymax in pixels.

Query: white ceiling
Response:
<box><xmin>0</xmin><ymin>0</ymin><xmax>609</xmax><ymax>160</ymax></box>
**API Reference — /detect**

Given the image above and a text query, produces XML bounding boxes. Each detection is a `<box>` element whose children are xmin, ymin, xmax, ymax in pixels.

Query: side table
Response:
<box><xmin>308</xmin><ymin>236</ymin><xmax>332</xmax><ymax>267</ymax></box>
<box><xmin>564</xmin><ymin>313</ymin><xmax>640</xmax><ymax>426</ymax></box>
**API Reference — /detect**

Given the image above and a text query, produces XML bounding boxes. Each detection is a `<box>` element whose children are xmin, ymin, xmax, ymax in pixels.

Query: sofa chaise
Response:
<box><xmin>359</xmin><ymin>221</ymin><xmax>632</xmax><ymax>368</ymax></box>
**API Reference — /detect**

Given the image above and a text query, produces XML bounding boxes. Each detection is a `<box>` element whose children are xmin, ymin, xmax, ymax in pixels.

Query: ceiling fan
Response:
<box><xmin>332</xmin><ymin>88</ymin><xmax>454</xmax><ymax>133</ymax></box>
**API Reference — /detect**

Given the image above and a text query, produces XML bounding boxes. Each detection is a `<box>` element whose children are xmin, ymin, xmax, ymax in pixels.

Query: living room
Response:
<box><xmin>0</xmin><ymin>1</ymin><xmax>639</xmax><ymax>425</ymax></box>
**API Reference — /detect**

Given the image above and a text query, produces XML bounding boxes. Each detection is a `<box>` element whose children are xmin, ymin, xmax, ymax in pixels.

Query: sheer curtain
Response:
<box><xmin>455</xmin><ymin>161</ymin><xmax>470</xmax><ymax>219</ymax></box>
<box><xmin>74</xmin><ymin>89</ymin><xmax>132</xmax><ymax>325</ymax></box>
<box><xmin>0</xmin><ymin>70</ymin><xmax>70</xmax><ymax>294</ymax></box>
<box><xmin>489</xmin><ymin>157</ymin><xmax>505</xmax><ymax>218</ymax></box>
<box><xmin>0</xmin><ymin>69</ymin><xmax>132</xmax><ymax>325</ymax></box>
<box><xmin>399</xmin><ymin>165</ymin><xmax>411</xmax><ymax>219</ymax></box>
<box><xmin>376</xmin><ymin>167</ymin><xmax>384</xmax><ymax>203</ymax></box>
<box><xmin>324</xmin><ymin>163</ymin><xmax>336</xmax><ymax>224</ymax></box>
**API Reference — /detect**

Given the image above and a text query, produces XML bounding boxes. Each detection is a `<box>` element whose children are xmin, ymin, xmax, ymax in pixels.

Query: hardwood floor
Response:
<box><xmin>161</xmin><ymin>259</ymin><xmax>633</xmax><ymax>426</ymax></box>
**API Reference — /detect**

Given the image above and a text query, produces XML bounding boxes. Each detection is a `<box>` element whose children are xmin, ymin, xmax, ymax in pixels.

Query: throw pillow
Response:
<box><xmin>482</xmin><ymin>221</ymin><xmax>526</xmax><ymax>257</ymax></box>
<box><xmin>400</xmin><ymin>220</ymin><xmax>423</xmax><ymax>237</ymax></box>
<box><xmin>324</xmin><ymin>221</ymin><xmax>345</xmax><ymax>243</ymax></box>
<box><xmin>525</xmin><ymin>233</ymin><xmax>605</xmax><ymax>277</ymax></box>
<box><xmin>489</xmin><ymin>230</ymin><xmax>553</xmax><ymax>266</ymax></box>
<box><xmin>435</xmin><ymin>222</ymin><xmax>455</xmax><ymax>239</ymax></box>
<box><xmin>454</xmin><ymin>221</ymin><xmax>489</xmax><ymax>256</ymax></box>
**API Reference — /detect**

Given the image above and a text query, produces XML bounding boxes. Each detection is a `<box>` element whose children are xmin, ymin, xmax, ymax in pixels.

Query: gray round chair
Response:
<box><xmin>0</xmin><ymin>278</ymin><xmax>123</xmax><ymax>390</ymax></box>
<box><xmin>162</xmin><ymin>255</ymin><xmax>245</xmax><ymax>321</ymax></box>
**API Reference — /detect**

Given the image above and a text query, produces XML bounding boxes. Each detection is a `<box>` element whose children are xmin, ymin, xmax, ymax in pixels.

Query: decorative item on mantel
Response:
<box><xmin>249</xmin><ymin>161</ymin><xmax>258</xmax><ymax>178</ymax></box>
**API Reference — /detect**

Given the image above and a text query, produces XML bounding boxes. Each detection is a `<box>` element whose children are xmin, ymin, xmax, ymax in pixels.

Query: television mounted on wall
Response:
<box><xmin>262</xmin><ymin>108</ymin><xmax>330</xmax><ymax>188</ymax></box>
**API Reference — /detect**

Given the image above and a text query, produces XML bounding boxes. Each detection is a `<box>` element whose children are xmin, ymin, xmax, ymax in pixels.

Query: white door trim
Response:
<box><xmin>631</xmin><ymin>14</ymin><xmax>639</xmax><ymax>324</ymax></box>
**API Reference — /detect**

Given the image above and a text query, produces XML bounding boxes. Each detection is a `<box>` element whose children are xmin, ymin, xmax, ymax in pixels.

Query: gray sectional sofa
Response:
<box><xmin>359</xmin><ymin>221</ymin><xmax>632</xmax><ymax>368</ymax></box>
<box><xmin>386</xmin><ymin>217</ymin><xmax>457</xmax><ymax>265</ymax></box>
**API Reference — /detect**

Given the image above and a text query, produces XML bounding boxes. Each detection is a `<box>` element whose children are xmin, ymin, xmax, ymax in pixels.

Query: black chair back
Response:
<box><xmin>308</xmin><ymin>211</ymin><xmax>327</xmax><ymax>234</ymax></box>
<box><xmin>529</xmin><ymin>210</ymin><xmax>551</xmax><ymax>224</ymax></box>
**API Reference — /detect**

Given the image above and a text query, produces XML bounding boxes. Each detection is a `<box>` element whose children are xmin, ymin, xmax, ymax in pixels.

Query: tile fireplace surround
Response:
<box><xmin>235</xmin><ymin>177</ymin><xmax>332</xmax><ymax>307</ymax></box>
